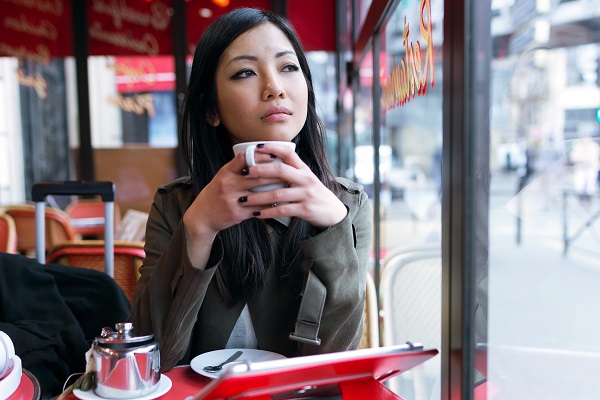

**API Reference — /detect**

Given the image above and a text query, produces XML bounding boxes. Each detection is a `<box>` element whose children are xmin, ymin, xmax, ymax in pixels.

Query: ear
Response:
<box><xmin>206</xmin><ymin>110</ymin><xmax>221</xmax><ymax>127</ymax></box>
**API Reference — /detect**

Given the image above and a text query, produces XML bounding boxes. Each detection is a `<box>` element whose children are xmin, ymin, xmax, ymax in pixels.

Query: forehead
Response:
<box><xmin>220</xmin><ymin>22</ymin><xmax>297</xmax><ymax>62</ymax></box>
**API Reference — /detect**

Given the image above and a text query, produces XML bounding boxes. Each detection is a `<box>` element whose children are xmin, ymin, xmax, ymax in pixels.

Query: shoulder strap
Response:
<box><xmin>289</xmin><ymin>266</ymin><xmax>325</xmax><ymax>346</ymax></box>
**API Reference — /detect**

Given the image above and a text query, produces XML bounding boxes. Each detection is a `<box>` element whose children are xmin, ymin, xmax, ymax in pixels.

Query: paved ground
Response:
<box><xmin>383</xmin><ymin>170</ymin><xmax>600</xmax><ymax>399</ymax></box>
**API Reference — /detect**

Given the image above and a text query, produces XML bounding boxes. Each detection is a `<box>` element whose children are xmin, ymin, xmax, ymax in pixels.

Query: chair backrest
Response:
<box><xmin>0</xmin><ymin>213</ymin><xmax>18</xmax><ymax>254</ymax></box>
<box><xmin>380</xmin><ymin>243</ymin><xmax>441</xmax><ymax>398</ymax></box>
<box><xmin>359</xmin><ymin>272</ymin><xmax>380</xmax><ymax>349</ymax></box>
<box><xmin>2</xmin><ymin>204</ymin><xmax>77</xmax><ymax>257</ymax></box>
<box><xmin>46</xmin><ymin>240</ymin><xmax>145</xmax><ymax>302</ymax></box>
<box><xmin>65</xmin><ymin>199</ymin><xmax>122</xmax><ymax>238</ymax></box>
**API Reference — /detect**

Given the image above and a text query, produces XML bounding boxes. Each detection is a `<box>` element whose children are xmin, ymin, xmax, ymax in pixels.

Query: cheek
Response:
<box><xmin>218</xmin><ymin>92</ymin><xmax>248</xmax><ymax>121</ymax></box>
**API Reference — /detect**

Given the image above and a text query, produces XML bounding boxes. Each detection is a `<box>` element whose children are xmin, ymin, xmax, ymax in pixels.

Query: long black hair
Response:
<box><xmin>180</xmin><ymin>7</ymin><xmax>338</xmax><ymax>303</ymax></box>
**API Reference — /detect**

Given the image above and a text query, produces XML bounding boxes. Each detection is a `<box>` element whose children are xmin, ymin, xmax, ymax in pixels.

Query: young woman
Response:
<box><xmin>129</xmin><ymin>7</ymin><xmax>372</xmax><ymax>372</ymax></box>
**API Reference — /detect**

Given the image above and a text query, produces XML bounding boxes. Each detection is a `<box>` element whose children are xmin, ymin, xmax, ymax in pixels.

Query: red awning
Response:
<box><xmin>0</xmin><ymin>0</ymin><xmax>335</xmax><ymax>60</ymax></box>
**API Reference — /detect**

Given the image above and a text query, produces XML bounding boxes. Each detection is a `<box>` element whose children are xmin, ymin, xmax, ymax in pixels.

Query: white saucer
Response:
<box><xmin>190</xmin><ymin>349</ymin><xmax>287</xmax><ymax>378</ymax></box>
<box><xmin>73</xmin><ymin>374</ymin><xmax>172</xmax><ymax>400</ymax></box>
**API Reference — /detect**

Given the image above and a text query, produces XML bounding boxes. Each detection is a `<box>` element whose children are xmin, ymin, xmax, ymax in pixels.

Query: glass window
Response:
<box><xmin>87</xmin><ymin>55</ymin><xmax>177</xmax><ymax>148</ymax></box>
<box><xmin>489</xmin><ymin>0</ymin><xmax>600</xmax><ymax>397</ymax></box>
<box><xmin>376</xmin><ymin>0</ymin><xmax>444</xmax><ymax>397</ymax></box>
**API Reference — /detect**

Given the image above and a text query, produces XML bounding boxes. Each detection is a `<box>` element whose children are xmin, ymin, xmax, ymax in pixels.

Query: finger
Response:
<box><xmin>228</xmin><ymin>151</ymin><xmax>252</xmax><ymax>173</ymax></box>
<box><xmin>255</xmin><ymin>143</ymin><xmax>303</xmax><ymax>168</ymax></box>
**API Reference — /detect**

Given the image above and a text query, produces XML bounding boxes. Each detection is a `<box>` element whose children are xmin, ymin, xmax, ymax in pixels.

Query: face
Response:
<box><xmin>211</xmin><ymin>22</ymin><xmax>309</xmax><ymax>144</ymax></box>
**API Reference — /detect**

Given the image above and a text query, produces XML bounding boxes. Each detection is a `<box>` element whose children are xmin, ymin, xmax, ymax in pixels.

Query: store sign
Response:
<box><xmin>88</xmin><ymin>0</ymin><xmax>173</xmax><ymax>56</ymax></box>
<box><xmin>0</xmin><ymin>0</ymin><xmax>73</xmax><ymax>61</ymax></box>
<box><xmin>0</xmin><ymin>0</ymin><xmax>72</xmax><ymax>99</ymax></box>
<box><xmin>112</xmin><ymin>56</ymin><xmax>175</xmax><ymax>93</ymax></box>
<box><xmin>381</xmin><ymin>0</ymin><xmax>435</xmax><ymax>111</ymax></box>
<box><xmin>103</xmin><ymin>56</ymin><xmax>176</xmax><ymax>117</ymax></box>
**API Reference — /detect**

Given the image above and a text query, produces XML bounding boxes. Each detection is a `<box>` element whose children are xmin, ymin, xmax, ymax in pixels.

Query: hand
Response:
<box><xmin>183</xmin><ymin>152</ymin><xmax>274</xmax><ymax>238</ymax></box>
<box><xmin>240</xmin><ymin>142</ymin><xmax>348</xmax><ymax>229</ymax></box>
<box><xmin>182</xmin><ymin>152</ymin><xmax>277</xmax><ymax>267</ymax></box>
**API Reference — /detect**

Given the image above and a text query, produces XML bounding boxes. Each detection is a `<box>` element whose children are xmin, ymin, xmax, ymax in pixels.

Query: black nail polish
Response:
<box><xmin>257</xmin><ymin>143</ymin><xmax>265</xmax><ymax>148</ymax></box>
<box><xmin>253</xmin><ymin>211</ymin><xmax>261</xmax><ymax>216</ymax></box>
<box><xmin>241</xmin><ymin>168</ymin><xmax>249</xmax><ymax>176</ymax></box>
<box><xmin>270</xmin><ymin>154</ymin><xmax>277</xmax><ymax>158</ymax></box>
<box><xmin>239</xmin><ymin>196</ymin><xmax>247</xmax><ymax>203</ymax></box>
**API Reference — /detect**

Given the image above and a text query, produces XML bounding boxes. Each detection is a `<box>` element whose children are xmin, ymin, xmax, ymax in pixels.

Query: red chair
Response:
<box><xmin>47</xmin><ymin>240</ymin><xmax>145</xmax><ymax>302</ymax></box>
<box><xmin>0</xmin><ymin>213</ymin><xmax>18</xmax><ymax>254</ymax></box>
<box><xmin>2</xmin><ymin>204</ymin><xmax>77</xmax><ymax>257</ymax></box>
<box><xmin>65</xmin><ymin>199</ymin><xmax>122</xmax><ymax>239</ymax></box>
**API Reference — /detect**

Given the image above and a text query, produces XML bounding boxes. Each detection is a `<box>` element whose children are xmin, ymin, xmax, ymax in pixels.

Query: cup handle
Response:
<box><xmin>245</xmin><ymin>144</ymin><xmax>257</xmax><ymax>167</ymax></box>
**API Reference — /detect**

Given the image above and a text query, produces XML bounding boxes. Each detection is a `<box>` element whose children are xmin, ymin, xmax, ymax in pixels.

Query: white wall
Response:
<box><xmin>0</xmin><ymin>58</ymin><xmax>25</xmax><ymax>204</ymax></box>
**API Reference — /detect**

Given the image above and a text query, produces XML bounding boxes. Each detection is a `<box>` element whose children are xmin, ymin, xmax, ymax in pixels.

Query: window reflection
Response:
<box><xmin>88</xmin><ymin>56</ymin><xmax>177</xmax><ymax>148</ymax></box>
<box><xmin>490</xmin><ymin>0</ymin><xmax>600</xmax><ymax>397</ymax></box>
<box><xmin>375</xmin><ymin>0</ymin><xmax>444</xmax><ymax>398</ymax></box>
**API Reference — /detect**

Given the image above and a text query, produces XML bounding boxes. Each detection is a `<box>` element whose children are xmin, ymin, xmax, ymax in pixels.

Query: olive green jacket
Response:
<box><xmin>129</xmin><ymin>176</ymin><xmax>372</xmax><ymax>372</ymax></box>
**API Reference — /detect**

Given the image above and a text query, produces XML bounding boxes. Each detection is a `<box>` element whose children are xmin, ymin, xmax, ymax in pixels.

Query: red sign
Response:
<box><xmin>88</xmin><ymin>0</ymin><xmax>174</xmax><ymax>56</ymax></box>
<box><xmin>0</xmin><ymin>0</ymin><xmax>73</xmax><ymax>61</ymax></box>
<box><xmin>114</xmin><ymin>56</ymin><xmax>175</xmax><ymax>93</ymax></box>
<box><xmin>186</xmin><ymin>0</ymin><xmax>270</xmax><ymax>55</ymax></box>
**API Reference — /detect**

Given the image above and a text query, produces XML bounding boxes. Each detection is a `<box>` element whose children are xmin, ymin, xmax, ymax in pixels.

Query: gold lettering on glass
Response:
<box><xmin>16</xmin><ymin>67</ymin><xmax>47</xmax><ymax>99</ymax></box>
<box><xmin>4</xmin><ymin>13</ymin><xmax>58</xmax><ymax>40</ymax></box>
<box><xmin>91</xmin><ymin>0</ymin><xmax>171</xmax><ymax>31</ymax></box>
<box><xmin>381</xmin><ymin>0</ymin><xmax>434</xmax><ymax>111</ymax></box>
<box><xmin>106</xmin><ymin>94</ymin><xmax>155</xmax><ymax>117</ymax></box>
<box><xmin>89</xmin><ymin>22</ymin><xmax>160</xmax><ymax>55</ymax></box>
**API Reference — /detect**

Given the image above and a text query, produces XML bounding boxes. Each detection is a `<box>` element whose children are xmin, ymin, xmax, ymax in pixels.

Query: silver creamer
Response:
<box><xmin>92</xmin><ymin>322</ymin><xmax>160</xmax><ymax>399</ymax></box>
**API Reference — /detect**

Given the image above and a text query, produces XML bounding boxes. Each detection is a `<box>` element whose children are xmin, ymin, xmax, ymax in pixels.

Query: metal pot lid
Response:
<box><xmin>96</xmin><ymin>322</ymin><xmax>155</xmax><ymax>346</ymax></box>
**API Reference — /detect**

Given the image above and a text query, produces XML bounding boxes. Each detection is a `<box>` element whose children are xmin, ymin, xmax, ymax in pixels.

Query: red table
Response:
<box><xmin>158</xmin><ymin>366</ymin><xmax>211</xmax><ymax>399</ymax></box>
<box><xmin>57</xmin><ymin>365</ymin><xmax>403</xmax><ymax>400</ymax></box>
<box><xmin>7</xmin><ymin>369</ymin><xmax>41</xmax><ymax>400</ymax></box>
<box><xmin>58</xmin><ymin>366</ymin><xmax>211</xmax><ymax>400</ymax></box>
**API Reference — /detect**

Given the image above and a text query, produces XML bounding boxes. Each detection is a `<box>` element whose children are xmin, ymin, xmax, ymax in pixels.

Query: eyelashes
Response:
<box><xmin>230</xmin><ymin>64</ymin><xmax>300</xmax><ymax>80</ymax></box>
<box><xmin>231</xmin><ymin>69</ymin><xmax>255</xmax><ymax>80</ymax></box>
<box><xmin>282</xmin><ymin>64</ymin><xmax>300</xmax><ymax>72</ymax></box>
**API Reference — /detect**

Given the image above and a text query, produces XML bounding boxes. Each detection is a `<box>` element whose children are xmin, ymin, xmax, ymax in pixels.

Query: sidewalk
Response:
<box><xmin>488</xmin><ymin>170</ymin><xmax>600</xmax><ymax>398</ymax></box>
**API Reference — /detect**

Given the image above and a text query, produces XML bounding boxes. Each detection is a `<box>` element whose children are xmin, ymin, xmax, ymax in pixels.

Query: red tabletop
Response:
<box><xmin>7</xmin><ymin>369</ymin><xmax>41</xmax><ymax>400</ymax></box>
<box><xmin>158</xmin><ymin>366</ymin><xmax>211</xmax><ymax>399</ymax></box>
<box><xmin>59</xmin><ymin>366</ymin><xmax>211</xmax><ymax>400</ymax></box>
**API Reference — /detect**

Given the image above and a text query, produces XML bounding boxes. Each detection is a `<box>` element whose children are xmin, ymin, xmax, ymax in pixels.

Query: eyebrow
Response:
<box><xmin>226</xmin><ymin>50</ymin><xmax>296</xmax><ymax>66</ymax></box>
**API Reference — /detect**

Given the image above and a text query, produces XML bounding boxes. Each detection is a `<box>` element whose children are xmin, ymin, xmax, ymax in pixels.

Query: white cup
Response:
<box><xmin>232</xmin><ymin>141</ymin><xmax>296</xmax><ymax>192</ymax></box>
<box><xmin>0</xmin><ymin>331</ymin><xmax>15</xmax><ymax>379</ymax></box>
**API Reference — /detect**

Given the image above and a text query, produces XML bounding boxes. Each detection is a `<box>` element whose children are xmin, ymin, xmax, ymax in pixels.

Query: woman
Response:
<box><xmin>129</xmin><ymin>7</ymin><xmax>372</xmax><ymax>372</ymax></box>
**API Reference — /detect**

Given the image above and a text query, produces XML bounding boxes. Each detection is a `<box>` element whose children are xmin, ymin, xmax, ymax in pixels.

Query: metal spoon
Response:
<box><xmin>203</xmin><ymin>350</ymin><xmax>243</xmax><ymax>373</ymax></box>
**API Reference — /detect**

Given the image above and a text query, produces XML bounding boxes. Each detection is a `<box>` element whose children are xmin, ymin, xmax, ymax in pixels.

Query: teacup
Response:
<box><xmin>0</xmin><ymin>331</ymin><xmax>15</xmax><ymax>379</ymax></box>
<box><xmin>233</xmin><ymin>141</ymin><xmax>296</xmax><ymax>192</ymax></box>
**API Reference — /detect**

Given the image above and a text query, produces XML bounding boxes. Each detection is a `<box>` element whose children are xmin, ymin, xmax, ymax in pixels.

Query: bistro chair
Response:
<box><xmin>46</xmin><ymin>239</ymin><xmax>145</xmax><ymax>303</ymax></box>
<box><xmin>65</xmin><ymin>199</ymin><xmax>122</xmax><ymax>239</ymax></box>
<box><xmin>380</xmin><ymin>244</ymin><xmax>441</xmax><ymax>399</ymax></box>
<box><xmin>0</xmin><ymin>213</ymin><xmax>18</xmax><ymax>254</ymax></box>
<box><xmin>359</xmin><ymin>271</ymin><xmax>380</xmax><ymax>349</ymax></box>
<box><xmin>2</xmin><ymin>204</ymin><xmax>77</xmax><ymax>257</ymax></box>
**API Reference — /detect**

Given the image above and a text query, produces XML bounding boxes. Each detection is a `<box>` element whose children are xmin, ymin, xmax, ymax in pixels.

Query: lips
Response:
<box><xmin>261</xmin><ymin>106</ymin><xmax>291</xmax><ymax>121</ymax></box>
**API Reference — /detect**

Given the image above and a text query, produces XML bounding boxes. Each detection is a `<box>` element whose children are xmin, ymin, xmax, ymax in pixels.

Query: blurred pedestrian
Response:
<box><xmin>570</xmin><ymin>134</ymin><xmax>600</xmax><ymax>202</ymax></box>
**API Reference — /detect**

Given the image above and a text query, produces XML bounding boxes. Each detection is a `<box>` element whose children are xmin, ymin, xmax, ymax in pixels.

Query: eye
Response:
<box><xmin>231</xmin><ymin>69</ymin><xmax>256</xmax><ymax>80</ymax></box>
<box><xmin>282</xmin><ymin>64</ymin><xmax>300</xmax><ymax>73</ymax></box>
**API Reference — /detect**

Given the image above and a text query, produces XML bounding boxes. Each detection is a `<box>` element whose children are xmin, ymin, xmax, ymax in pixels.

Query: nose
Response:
<box><xmin>261</xmin><ymin>73</ymin><xmax>285</xmax><ymax>100</ymax></box>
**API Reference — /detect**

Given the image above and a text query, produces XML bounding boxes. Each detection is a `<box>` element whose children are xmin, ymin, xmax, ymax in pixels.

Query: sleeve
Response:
<box><xmin>128</xmin><ymin>189</ymin><xmax>224</xmax><ymax>372</ymax></box>
<box><xmin>299</xmin><ymin>189</ymin><xmax>372</xmax><ymax>354</ymax></box>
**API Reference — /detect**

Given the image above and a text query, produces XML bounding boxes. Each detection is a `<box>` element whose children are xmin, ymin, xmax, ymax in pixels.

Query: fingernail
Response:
<box><xmin>253</xmin><ymin>211</ymin><xmax>261</xmax><ymax>216</ymax></box>
<box><xmin>239</xmin><ymin>196</ymin><xmax>247</xmax><ymax>203</ymax></box>
<box><xmin>241</xmin><ymin>168</ymin><xmax>249</xmax><ymax>176</ymax></box>
<box><xmin>270</xmin><ymin>154</ymin><xmax>277</xmax><ymax>158</ymax></box>
<box><xmin>257</xmin><ymin>143</ymin><xmax>265</xmax><ymax>148</ymax></box>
